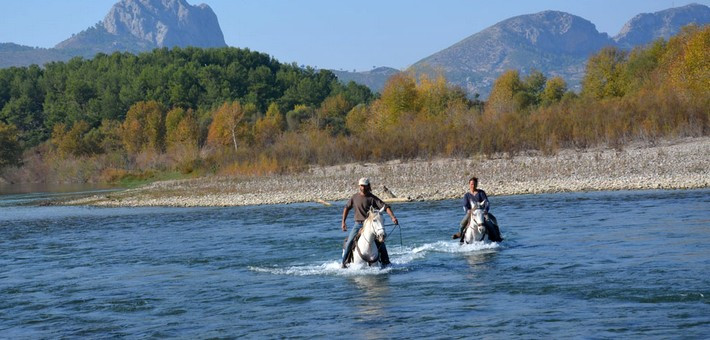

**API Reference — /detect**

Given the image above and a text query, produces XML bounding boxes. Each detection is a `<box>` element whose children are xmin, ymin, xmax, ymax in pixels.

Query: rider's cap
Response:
<box><xmin>358</xmin><ymin>177</ymin><xmax>370</xmax><ymax>186</ymax></box>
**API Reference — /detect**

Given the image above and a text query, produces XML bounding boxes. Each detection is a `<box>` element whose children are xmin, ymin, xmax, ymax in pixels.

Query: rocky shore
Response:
<box><xmin>66</xmin><ymin>137</ymin><xmax>710</xmax><ymax>207</ymax></box>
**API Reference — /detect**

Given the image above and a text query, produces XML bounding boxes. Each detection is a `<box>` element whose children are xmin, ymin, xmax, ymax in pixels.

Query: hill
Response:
<box><xmin>0</xmin><ymin>0</ymin><xmax>225</xmax><ymax>67</ymax></box>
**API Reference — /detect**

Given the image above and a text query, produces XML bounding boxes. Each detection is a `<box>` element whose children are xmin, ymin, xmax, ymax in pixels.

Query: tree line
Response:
<box><xmin>0</xmin><ymin>25</ymin><xmax>707</xmax><ymax>183</ymax></box>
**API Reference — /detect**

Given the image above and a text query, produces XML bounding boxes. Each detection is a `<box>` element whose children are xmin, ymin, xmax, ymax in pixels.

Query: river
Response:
<box><xmin>1</xmin><ymin>189</ymin><xmax>708</xmax><ymax>338</ymax></box>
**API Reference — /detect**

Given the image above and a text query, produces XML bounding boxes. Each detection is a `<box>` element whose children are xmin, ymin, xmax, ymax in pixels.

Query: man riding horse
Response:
<box><xmin>341</xmin><ymin>177</ymin><xmax>398</xmax><ymax>268</ymax></box>
<box><xmin>453</xmin><ymin>176</ymin><xmax>503</xmax><ymax>243</ymax></box>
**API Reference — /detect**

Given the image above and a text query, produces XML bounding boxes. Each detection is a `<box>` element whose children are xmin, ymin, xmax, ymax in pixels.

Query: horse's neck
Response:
<box><xmin>361</xmin><ymin>221</ymin><xmax>376</xmax><ymax>242</ymax></box>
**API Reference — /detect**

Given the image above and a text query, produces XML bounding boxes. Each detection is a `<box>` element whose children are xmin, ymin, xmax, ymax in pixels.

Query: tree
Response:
<box><xmin>666</xmin><ymin>25</ymin><xmax>709</xmax><ymax>94</ymax></box>
<box><xmin>253</xmin><ymin>102</ymin><xmax>284</xmax><ymax>146</ymax></box>
<box><xmin>316</xmin><ymin>94</ymin><xmax>351</xmax><ymax>134</ymax></box>
<box><xmin>485</xmin><ymin>70</ymin><xmax>523</xmax><ymax>117</ymax></box>
<box><xmin>121</xmin><ymin>100</ymin><xmax>166</xmax><ymax>153</ymax></box>
<box><xmin>541</xmin><ymin>77</ymin><xmax>568</xmax><ymax>106</ymax></box>
<box><xmin>166</xmin><ymin>108</ymin><xmax>199</xmax><ymax>150</ymax></box>
<box><xmin>51</xmin><ymin>120</ymin><xmax>101</xmax><ymax>157</ymax></box>
<box><xmin>207</xmin><ymin>101</ymin><xmax>245</xmax><ymax>153</ymax></box>
<box><xmin>581</xmin><ymin>46</ymin><xmax>628</xmax><ymax>99</ymax></box>
<box><xmin>0</xmin><ymin>122</ymin><xmax>23</xmax><ymax>169</ymax></box>
<box><xmin>379</xmin><ymin>73</ymin><xmax>418</xmax><ymax>124</ymax></box>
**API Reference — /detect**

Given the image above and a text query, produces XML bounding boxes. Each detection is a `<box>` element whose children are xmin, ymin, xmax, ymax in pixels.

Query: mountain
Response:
<box><xmin>330</xmin><ymin>67</ymin><xmax>400</xmax><ymax>93</ymax></box>
<box><xmin>614</xmin><ymin>3</ymin><xmax>710</xmax><ymax>48</ymax></box>
<box><xmin>411</xmin><ymin>11</ymin><xmax>612</xmax><ymax>97</ymax></box>
<box><xmin>337</xmin><ymin>4</ymin><xmax>709</xmax><ymax>97</ymax></box>
<box><xmin>0</xmin><ymin>0</ymin><xmax>225</xmax><ymax>68</ymax></box>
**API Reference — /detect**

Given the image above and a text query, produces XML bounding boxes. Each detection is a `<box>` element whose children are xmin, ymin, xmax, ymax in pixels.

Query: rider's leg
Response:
<box><xmin>457</xmin><ymin>210</ymin><xmax>470</xmax><ymax>243</ymax></box>
<box><xmin>341</xmin><ymin>222</ymin><xmax>363</xmax><ymax>267</ymax></box>
<box><xmin>377</xmin><ymin>241</ymin><xmax>390</xmax><ymax>267</ymax></box>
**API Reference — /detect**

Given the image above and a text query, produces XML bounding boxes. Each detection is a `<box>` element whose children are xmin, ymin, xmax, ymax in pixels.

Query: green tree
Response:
<box><xmin>0</xmin><ymin>122</ymin><xmax>23</xmax><ymax>169</ymax></box>
<box><xmin>541</xmin><ymin>77</ymin><xmax>568</xmax><ymax>106</ymax></box>
<box><xmin>581</xmin><ymin>46</ymin><xmax>628</xmax><ymax>99</ymax></box>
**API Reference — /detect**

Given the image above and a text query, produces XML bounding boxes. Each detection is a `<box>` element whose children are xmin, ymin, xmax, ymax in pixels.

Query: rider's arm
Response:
<box><xmin>385</xmin><ymin>206</ymin><xmax>398</xmax><ymax>225</ymax></box>
<box><xmin>341</xmin><ymin>206</ymin><xmax>350</xmax><ymax>231</ymax></box>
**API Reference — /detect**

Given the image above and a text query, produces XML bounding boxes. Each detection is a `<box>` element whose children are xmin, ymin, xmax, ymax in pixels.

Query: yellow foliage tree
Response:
<box><xmin>485</xmin><ymin>70</ymin><xmax>523</xmax><ymax>118</ymax></box>
<box><xmin>379</xmin><ymin>73</ymin><xmax>418</xmax><ymax>124</ymax></box>
<box><xmin>541</xmin><ymin>77</ymin><xmax>568</xmax><ymax>106</ymax></box>
<box><xmin>667</xmin><ymin>25</ymin><xmax>709</xmax><ymax>94</ymax></box>
<box><xmin>121</xmin><ymin>100</ymin><xmax>166</xmax><ymax>153</ymax></box>
<box><xmin>207</xmin><ymin>101</ymin><xmax>245</xmax><ymax>153</ymax></box>
<box><xmin>581</xmin><ymin>46</ymin><xmax>628</xmax><ymax>99</ymax></box>
<box><xmin>253</xmin><ymin>102</ymin><xmax>284</xmax><ymax>147</ymax></box>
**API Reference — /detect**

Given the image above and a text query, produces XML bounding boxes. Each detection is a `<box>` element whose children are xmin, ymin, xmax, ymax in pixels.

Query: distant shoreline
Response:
<box><xmin>64</xmin><ymin>137</ymin><xmax>710</xmax><ymax>207</ymax></box>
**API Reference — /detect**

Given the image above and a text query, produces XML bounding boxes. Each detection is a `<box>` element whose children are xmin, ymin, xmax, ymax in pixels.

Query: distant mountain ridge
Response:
<box><xmin>330</xmin><ymin>67</ymin><xmax>400</xmax><ymax>93</ymax></box>
<box><xmin>333</xmin><ymin>3</ymin><xmax>709</xmax><ymax>97</ymax></box>
<box><xmin>614</xmin><ymin>3</ymin><xmax>710</xmax><ymax>48</ymax></box>
<box><xmin>0</xmin><ymin>0</ymin><xmax>225</xmax><ymax>68</ymax></box>
<box><xmin>411</xmin><ymin>10</ymin><xmax>613</xmax><ymax>96</ymax></box>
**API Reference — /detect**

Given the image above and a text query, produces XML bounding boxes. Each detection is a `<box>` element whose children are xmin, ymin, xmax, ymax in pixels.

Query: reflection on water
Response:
<box><xmin>464</xmin><ymin>249</ymin><xmax>498</xmax><ymax>269</ymax></box>
<box><xmin>350</xmin><ymin>274</ymin><xmax>390</xmax><ymax>338</ymax></box>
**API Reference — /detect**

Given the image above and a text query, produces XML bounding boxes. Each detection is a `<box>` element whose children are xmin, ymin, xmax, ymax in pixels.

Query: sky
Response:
<box><xmin>1</xmin><ymin>0</ymin><xmax>708</xmax><ymax>71</ymax></box>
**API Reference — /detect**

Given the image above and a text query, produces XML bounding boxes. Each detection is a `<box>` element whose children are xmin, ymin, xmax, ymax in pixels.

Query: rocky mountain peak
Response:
<box><xmin>102</xmin><ymin>0</ymin><xmax>226</xmax><ymax>48</ymax></box>
<box><xmin>55</xmin><ymin>0</ymin><xmax>226</xmax><ymax>51</ymax></box>
<box><xmin>496</xmin><ymin>11</ymin><xmax>611</xmax><ymax>55</ymax></box>
<box><xmin>614</xmin><ymin>3</ymin><xmax>710</xmax><ymax>48</ymax></box>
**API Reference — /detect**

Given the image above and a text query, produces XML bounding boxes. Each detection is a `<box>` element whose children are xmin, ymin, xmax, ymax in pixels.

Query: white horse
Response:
<box><xmin>463</xmin><ymin>200</ymin><xmax>488</xmax><ymax>244</ymax></box>
<box><xmin>344</xmin><ymin>206</ymin><xmax>387</xmax><ymax>267</ymax></box>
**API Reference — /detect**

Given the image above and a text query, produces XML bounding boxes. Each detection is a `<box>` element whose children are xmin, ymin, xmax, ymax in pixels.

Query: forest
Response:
<box><xmin>0</xmin><ymin>25</ymin><xmax>707</xmax><ymax>184</ymax></box>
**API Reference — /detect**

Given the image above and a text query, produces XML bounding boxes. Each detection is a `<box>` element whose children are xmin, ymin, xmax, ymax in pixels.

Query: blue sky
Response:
<box><xmin>1</xmin><ymin>0</ymin><xmax>707</xmax><ymax>71</ymax></box>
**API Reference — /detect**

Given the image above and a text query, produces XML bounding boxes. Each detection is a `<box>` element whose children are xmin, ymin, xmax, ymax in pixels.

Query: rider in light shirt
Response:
<box><xmin>341</xmin><ymin>177</ymin><xmax>398</xmax><ymax>268</ymax></box>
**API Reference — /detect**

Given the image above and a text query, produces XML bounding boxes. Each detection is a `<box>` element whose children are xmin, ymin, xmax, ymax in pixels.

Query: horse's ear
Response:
<box><xmin>379</xmin><ymin>205</ymin><xmax>386</xmax><ymax>214</ymax></box>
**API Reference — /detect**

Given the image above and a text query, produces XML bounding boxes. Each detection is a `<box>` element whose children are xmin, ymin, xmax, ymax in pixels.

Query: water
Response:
<box><xmin>1</xmin><ymin>189</ymin><xmax>708</xmax><ymax>338</ymax></box>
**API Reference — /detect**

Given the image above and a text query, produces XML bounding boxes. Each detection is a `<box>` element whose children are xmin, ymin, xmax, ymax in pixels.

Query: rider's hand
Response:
<box><xmin>392</xmin><ymin>217</ymin><xmax>399</xmax><ymax>225</ymax></box>
<box><xmin>341</xmin><ymin>222</ymin><xmax>347</xmax><ymax>231</ymax></box>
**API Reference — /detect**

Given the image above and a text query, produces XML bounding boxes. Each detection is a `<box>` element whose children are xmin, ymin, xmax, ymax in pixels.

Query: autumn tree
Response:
<box><xmin>315</xmin><ymin>94</ymin><xmax>352</xmax><ymax>134</ymax></box>
<box><xmin>253</xmin><ymin>102</ymin><xmax>285</xmax><ymax>147</ymax></box>
<box><xmin>485</xmin><ymin>70</ymin><xmax>523</xmax><ymax>118</ymax></box>
<box><xmin>541</xmin><ymin>77</ymin><xmax>568</xmax><ymax>106</ymax></box>
<box><xmin>121</xmin><ymin>100</ymin><xmax>166</xmax><ymax>153</ymax></box>
<box><xmin>165</xmin><ymin>107</ymin><xmax>199</xmax><ymax>150</ymax></box>
<box><xmin>207</xmin><ymin>101</ymin><xmax>245</xmax><ymax>153</ymax></box>
<box><xmin>379</xmin><ymin>73</ymin><xmax>418</xmax><ymax>124</ymax></box>
<box><xmin>51</xmin><ymin>120</ymin><xmax>102</xmax><ymax>157</ymax></box>
<box><xmin>664</xmin><ymin>25</ymin><xmax>709</xmax><ymax>95</ymax></box>
<box><xmin>344</xmin><ymin>103</ymin><xmax>371</xmax><ymax>136</ymax></box>
<box><xmin>581</xmin><ymin>46</ymin><xmax>628</xmax><ymax>99</ymax></box>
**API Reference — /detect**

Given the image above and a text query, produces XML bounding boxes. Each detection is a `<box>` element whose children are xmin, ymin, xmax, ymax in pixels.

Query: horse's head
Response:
<box><xmin>366</xmin><ymin>206</ymin><xmax>386</xmax><ymax>243</ymax></box>
<box><xmin>470</xmin><ymin>199</ymin><xmax>486</xmax><ymax>229</ymax></box>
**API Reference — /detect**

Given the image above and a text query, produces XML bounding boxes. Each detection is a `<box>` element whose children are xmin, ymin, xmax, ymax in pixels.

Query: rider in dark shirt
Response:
<box><xmin>454</xmin><ymin>176</ymin><xmax>491</xmax><ymax>242</ymax></box>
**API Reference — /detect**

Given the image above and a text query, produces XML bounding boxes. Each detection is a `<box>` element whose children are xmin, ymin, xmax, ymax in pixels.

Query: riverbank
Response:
<box><xmin>65</xmin><ymin>137</ymin><xmax>709</xmax><ymax>207</ymax></box>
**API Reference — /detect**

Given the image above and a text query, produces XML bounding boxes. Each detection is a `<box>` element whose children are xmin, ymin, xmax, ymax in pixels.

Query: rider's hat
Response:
<box><xmin>358</xmin><ymin>177</ymin><xmax>370</xmax><ymax>186</ymax></box>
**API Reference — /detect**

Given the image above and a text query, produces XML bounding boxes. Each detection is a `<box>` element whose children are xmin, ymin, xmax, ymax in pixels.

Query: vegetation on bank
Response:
<box><xmin>0</xmin><ymin>25</ymin><xmax>707</xmax><ymax>184</ymax></box>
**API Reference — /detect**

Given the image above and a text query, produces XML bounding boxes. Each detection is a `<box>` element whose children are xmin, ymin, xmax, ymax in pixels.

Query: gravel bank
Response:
<box><xmin>66</xmin><ymin>137</ymin><xmax>710</xmax><ymax>207</ymax></box>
